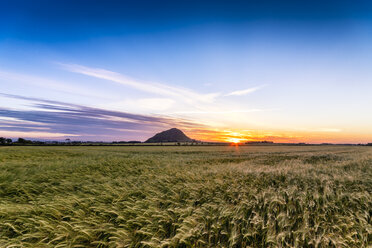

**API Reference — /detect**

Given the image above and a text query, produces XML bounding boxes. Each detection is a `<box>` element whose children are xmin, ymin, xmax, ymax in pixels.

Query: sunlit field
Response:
<box><xmin>0</xmin><ymin>145</ymin><xmax>371</xmax><ymax>247</ymax></box>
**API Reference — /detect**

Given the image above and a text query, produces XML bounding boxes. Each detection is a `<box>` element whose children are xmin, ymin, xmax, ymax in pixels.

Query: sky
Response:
<box><xmin>1</xmin><ymin>0</ymin><xmax>372</xmax><ymax>143</ymax></box>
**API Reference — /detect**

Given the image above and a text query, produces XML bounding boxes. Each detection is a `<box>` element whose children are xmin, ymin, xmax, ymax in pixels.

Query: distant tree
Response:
<box><xmin>5</xmin><ymin>138</ymin><xmax>12</xmax><ymax>144</ymax></box>
<box><xmin>17</xmin><ymin>138</ymin><xmax>32</xmax><ymax>144</ymax></box>
<box><xmin>65</xmin><ymin>138</ymin><xmax>71</xmax><ymax>143</ymax></box>
<box><xmin>0</xmin><ymin>137</ymin><xmax>5</xmax><ymax>145</ymax></box>
<box><xmin>33</xmin><ymin>141</ymin><xmax>45</xmax><ymax>145</ymax></box>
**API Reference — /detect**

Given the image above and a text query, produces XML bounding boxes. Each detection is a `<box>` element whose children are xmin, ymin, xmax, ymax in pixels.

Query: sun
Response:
<box><xmin>226</xmin><ymin>137</ymin><xmax>243</xmax><ymax>144</ymax></box>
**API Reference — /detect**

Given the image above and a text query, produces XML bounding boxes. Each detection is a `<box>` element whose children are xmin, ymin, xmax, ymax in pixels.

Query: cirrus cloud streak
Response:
<box><xmin>0</xmin><ymin>93</ymin><xmax>205</xmax><ymax>141</ymax></box>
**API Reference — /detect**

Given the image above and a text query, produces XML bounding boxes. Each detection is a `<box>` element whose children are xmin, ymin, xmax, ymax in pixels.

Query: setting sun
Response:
<box><xmin>226</xmin><ymin>137</ymin><xmax>245</xmax><ymax>144</ymax></box>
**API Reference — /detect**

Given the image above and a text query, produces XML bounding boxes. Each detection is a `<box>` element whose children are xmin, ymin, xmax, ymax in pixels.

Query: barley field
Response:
<box><xmin>0</xmin><ymin>145</ymin><xmax>371</xmax><ymax>247</ymax></box>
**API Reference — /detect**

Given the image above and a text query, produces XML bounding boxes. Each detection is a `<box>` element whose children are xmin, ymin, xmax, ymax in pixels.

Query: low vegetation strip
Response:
<box><xmin>0</xmin><ymin>146</ymin><xmax>371</xmax><ymax>247</ymax></box>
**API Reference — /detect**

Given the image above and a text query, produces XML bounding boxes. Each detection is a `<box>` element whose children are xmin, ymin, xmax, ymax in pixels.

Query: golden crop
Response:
<box><xmin>0</xmin><ymin>145</ymin><xmax>371</xmax><ymax>247</ymax></box>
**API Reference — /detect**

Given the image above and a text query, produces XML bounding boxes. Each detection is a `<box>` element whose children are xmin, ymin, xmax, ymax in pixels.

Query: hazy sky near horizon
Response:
<box><xmin>1</xmin><ymin>0</ymin><xmax>372</xmax><ymax>143</ymax></box>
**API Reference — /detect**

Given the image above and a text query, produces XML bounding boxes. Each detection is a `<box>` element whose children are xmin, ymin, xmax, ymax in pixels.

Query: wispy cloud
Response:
<box><xmin>316</xmin><ymin>128</ymin><xmax>342</xmax><ymax>133</ymax></box>
<box><xmin>294</xmin><ymin>127</ymin><xmax>342</xmax><ymax>133</ymax></box>
<box><xmin>104</xmin><ymin>98</ymin><xmax>176</xmax><ymax>112</ymax></box>
<box><xmin>0</xmin><ymin>70</ymin><xmax>108</xmax><ymax>100</ymax></box>
<box><xmin>226</xmin><ymin>85</ymin><xmax>265</xmax><ymax>96</ymax></box>
<box><xmin>55</xmin><ymin>63</ymin><xmax>276</xmax><ymax>122</ymax></box>
<box><xmin>0</xmin><ymin>93</ymin><xmax>204</xmax><ymax>141</ymax></box>
<box><xmin>169</xmin><ymin>109</ymin><xmax>267</xmax><ymax>115</ymax></box>
<box><xmin>58</xmin><ymin>63</ymin><xmax>220</xmax><ymax>104</ymax></box>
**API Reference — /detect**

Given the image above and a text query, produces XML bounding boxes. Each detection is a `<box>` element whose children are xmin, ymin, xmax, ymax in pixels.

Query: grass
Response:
<box><xmin>0</xmin><ymin>145</ymin><xmax>371</xmax><ymax>247</ymax></box>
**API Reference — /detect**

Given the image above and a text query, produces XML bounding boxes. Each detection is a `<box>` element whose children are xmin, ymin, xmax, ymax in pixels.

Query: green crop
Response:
<box><xmin>0</xmin><ymin>145</ymin><xmax>371</xmax><ymax>247</ymax></box>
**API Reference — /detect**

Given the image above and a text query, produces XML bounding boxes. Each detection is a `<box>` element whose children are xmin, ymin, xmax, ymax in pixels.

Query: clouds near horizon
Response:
<box><xmin>0</xmin><ymin>93</ymin><xmax>203</xmax><ymax>141</ymax></box>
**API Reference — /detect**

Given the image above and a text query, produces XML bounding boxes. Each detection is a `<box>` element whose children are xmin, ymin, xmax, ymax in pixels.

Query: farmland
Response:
<box><xmin>0</xmin><ymin>145</ymin><xmax>371</xmax><ymax>247</ymax></box>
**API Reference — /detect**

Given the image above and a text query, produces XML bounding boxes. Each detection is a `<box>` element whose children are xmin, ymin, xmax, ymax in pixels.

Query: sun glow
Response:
<box><xmin>226</xmin><ymin>137</ymin><xmax>245</xmax><ymax>144</ymax></box>
<box><xmin>187</xmin><ymin>127</ymin><xmax>365</xmax><ymax>144</ymax></box>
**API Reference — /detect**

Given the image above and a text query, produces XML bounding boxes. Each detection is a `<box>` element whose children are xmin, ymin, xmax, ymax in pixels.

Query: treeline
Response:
<box><xmin>0</xmin><ymin>137</ymin><xmax>46</xmax><ymax>145</ymax></box>
<box><xmin>0</xmin><ymin>138</ymin><xmax>83</xmax><ymax>145</ymax></box>
<box><xmin>0</xmin><ymin>137</ymin><xmax>13</xmax><ymax>144</ymax></box>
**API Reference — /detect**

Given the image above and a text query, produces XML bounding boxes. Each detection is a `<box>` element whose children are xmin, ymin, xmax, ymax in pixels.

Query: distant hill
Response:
<box><xmin>145</xmin><ymin>128</ymin><xmax>193</xmax><ymax>143</ymax></box>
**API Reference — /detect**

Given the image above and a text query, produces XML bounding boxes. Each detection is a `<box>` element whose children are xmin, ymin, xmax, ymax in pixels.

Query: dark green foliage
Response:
<box><xmin>0</xmin><ymin>137</ymin><xmax>12</xmax><ymax>145</ymax></box>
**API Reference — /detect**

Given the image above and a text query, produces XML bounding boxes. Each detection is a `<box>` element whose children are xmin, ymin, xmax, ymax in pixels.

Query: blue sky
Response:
<box><xmin>1</xmin><ymin>0</ymin><xmax>372</xmax><ymax>142</ymax></box>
